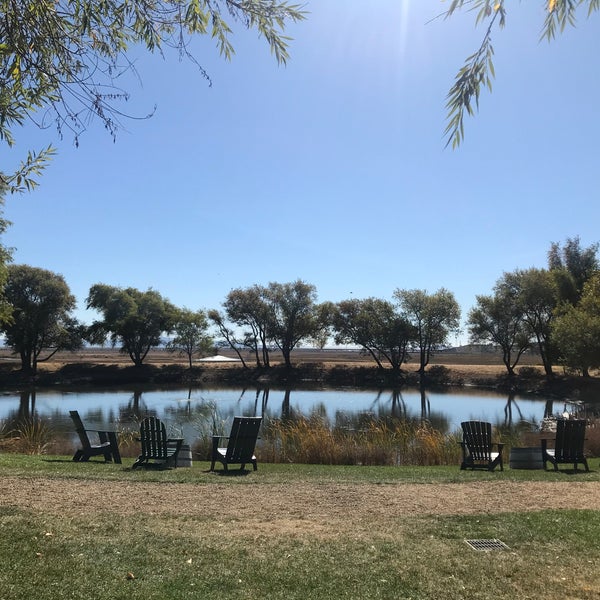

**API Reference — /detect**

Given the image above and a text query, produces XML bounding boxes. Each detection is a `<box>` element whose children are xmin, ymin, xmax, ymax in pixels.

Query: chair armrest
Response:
<box><xmin>212</xmin><ymin>435</ymin><xmax>230</xmax><ymax>444</ymax></box>
<box><xmin>495</xmin><ymin>443</ymin><xmax>504</xmax><ymax>451</ymax></box>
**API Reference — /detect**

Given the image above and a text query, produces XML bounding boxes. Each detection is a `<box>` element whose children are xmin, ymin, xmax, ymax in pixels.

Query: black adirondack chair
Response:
<box><xmin>70</xmin><ymin>410</ymin><xmax>121</xmax><ymax>463</ymax></box>
<box><xmin>459</xmin><ymin>420</ymin><xmax>504</xmax><ymax>471</ymax></box>
<box><xmin>210</xmin><ymin>416</ymin><xmax>262</xmax><ymax>472</ymax></box>
<box><xmin>132</xmin><ymin>416</ymin><xmax>183</xmax><ymax>469</ymax></box>
<box><xmin>542</xmin><ymin>419</ymin><xmax>589</xmax><ymax>472</ymax></box>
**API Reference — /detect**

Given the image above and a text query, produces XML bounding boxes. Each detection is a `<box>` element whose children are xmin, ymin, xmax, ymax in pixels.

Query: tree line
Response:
<box><xmin>0</xmin><ymin>236</ymin><xmax>598</xmax><ymax>378</ymax></box>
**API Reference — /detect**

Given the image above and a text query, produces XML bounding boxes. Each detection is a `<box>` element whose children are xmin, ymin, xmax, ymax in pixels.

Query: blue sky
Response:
<box><xmin>3</xmin><ymin>1</ymin><xmax>600</xmax><ymax>345</ymax></box>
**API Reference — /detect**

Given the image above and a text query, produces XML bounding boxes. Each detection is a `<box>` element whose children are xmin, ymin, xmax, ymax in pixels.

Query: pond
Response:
<box><xmin>0</xmin><ymin>385</ymin><xmax>569</xmax><ymax>443</ymax></box>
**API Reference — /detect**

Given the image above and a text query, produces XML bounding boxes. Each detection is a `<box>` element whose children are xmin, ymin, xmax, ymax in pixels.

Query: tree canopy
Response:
<box><xmin>548</xmin><ymin>235</ymin><xmax>600</xmax><ymax>304</ymax></box>
<box><xmin>86</xmin><ymin>284</ymin><xmax>176</xmax><ymax>366</ymax></box>
<box><xmin>395</xmin><ymin>288</ymin><xmax>460</xmax><ymax>374</ymax></box>
<box><xmin>166</xmin><ymin>308</ymin><xmax>213</xmax><ymax>369</ymax></box>
<box><xmin>265</xmin><ymin>280</ymin><xmax>319</xmax><ymax>368</ymax></box>
<box><xmin>1</xmin><ymin>0</ymin><xmax>305</xmax><ymax>192</ymax></box>
<box><xmin>468</xmin><ymin>285</ymin><xmax>530</xmax><ymax>377</ymax></box>
<box><xmin>0</xmin><ymin>191</ymin><xmax>13</xmax><ymax>324</ymax></box>
<box><xmin>222</xmin><ymin>285</ymin><xmax>272</xmax><ymax>367</ymax></box>
<box><xmin>444</xmin><ymin>0</ymin><xmax>600</xmax><ymax>147</ymax></box>
<box><xmin>331</xmin><ymin>298</ymin><xmax>415</xmax><ymax>372</ymax></box>
<box><xmin>500</xmin><ymin>268</ymin><xmax>559</xmax><ymax>379</ymax></box>
<box><xmin>552</xmin><ymin>273</ymin><xmax>600</xmax><ymax>376</ymax></box>
<box><xmin>1</xmin><ymin>264</ymin><xmax>82</xmax><ymax>372</ymax></box>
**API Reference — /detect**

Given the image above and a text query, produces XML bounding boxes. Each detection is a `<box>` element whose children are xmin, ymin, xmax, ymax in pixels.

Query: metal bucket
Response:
<box><xmin>509</xmin><ymin>447</ymin><xmax>543</xmax><ymax>470</ymax></box>
<box><xmin>176</xmin><ymin>444</ymin><xmax>193</xmax><ymax>468</ymax></box>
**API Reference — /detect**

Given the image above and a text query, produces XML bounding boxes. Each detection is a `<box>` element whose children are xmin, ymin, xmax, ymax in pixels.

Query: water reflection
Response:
<box><xmin>0</xmin><ymin>385</ymin><xmax>557</xmax><ymax>441</ymax></box>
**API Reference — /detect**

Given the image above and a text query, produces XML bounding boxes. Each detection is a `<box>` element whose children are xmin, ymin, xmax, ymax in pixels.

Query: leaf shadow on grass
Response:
<box><xmin>205</xmin><ymin>469</ymin><xmax>253</xmax><ymax>477</ymax></box>
<box><xmin>42</xmin><ymin>458</ymin><xmax>114</xmax><ymax>465</ymax></box>
<box><xmin>543</xmin><ymin>468</ymin><xmax>596</xmax><ymax>476</ymax></box>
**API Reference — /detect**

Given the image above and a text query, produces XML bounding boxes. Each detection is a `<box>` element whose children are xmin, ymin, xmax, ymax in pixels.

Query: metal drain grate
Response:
<box><xmin>465</xmin><ymin>539</ymin><xmax>510</xmax><ymax>551</ymax></box>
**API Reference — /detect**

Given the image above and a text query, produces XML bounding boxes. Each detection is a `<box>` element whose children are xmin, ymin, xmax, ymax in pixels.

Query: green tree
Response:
<box><xmin>166</xmin><ymin>308</ymin><xmax>213</xmax><ymax>369</ymax></box>
<box><xmin>86</xmin><ymin>284</ymin><xmax>176</xmax><ymax>366</ymax></box>
<box><xmin>222</xmin><ymin>285</ymin><xmax>271</xmax><ymax>367</ymax></box>
<box><xmin>331</xmin><ymin>298</ymin><xmax>415</xmax><ymax>371</ymax></box>
<box><xmin>0</xmin><ymin>189</ymin><xmax>13</xmax><ymax>324</ymax></box>
<box><xmin>1</xmin><ymin>0</ymin><xmax>306</xmax><ymax>193</ymax></box>
<box><xmin>394</xmin><ymin>288</ymin><xmax>460</xmax><ymax>374</ymax></box>
<box><xmin>307</xmin><ymin>302</ymin><xmax>333</xmax><ymax>349</ymax></box>
<box><xmin>548</xmin><ymin>236</ymin><xmax>599</xmax><ymax>305</ymax></box>
<box><xmin>501</xmin><ymin>268</ymin><xmax>559</xmax><ymax>379</ymax></box>
<box><xmin>444</xmin><ymin>1</ymin><xmax>600</xmax><ymax>147</ymax></box>
<box><xmin>1</xmin><ymin>264</ymin><xmax>82</xmax><ymax>373</ymax></box>
<box><xmin>206</xmin><ymin>308</ymin><xmax>248</xmax><ymax>368</ymax></box>
<box><xmin>265</xmin><ymin>280</ymin><xmax>319</xmax><ymax>368</ymax></box>
<box><xmin>468</xmin><ymin>285</ymin><xmax>530</xmax><ymax>377</ymax></box>
<box><xmin>552</xmin><ymin>273</ymin><xmax>600</xmax><ymax>377</ymax></box>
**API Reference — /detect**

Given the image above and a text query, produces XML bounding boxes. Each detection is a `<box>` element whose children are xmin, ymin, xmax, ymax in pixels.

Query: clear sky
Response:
<box><xmin>3</xmin><ymin>1</ymin><xmax>599</xmax><ymax>345</ymax></box>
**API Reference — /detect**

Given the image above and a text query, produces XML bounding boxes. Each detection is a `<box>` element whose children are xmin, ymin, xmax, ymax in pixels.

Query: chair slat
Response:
<box><xmin>133</xmin><ymin>417</ymin><xmax>183</xmax><ymax>469</ymax></box>
<box><xmin>211</xmin><ymin>417</ymin><xmax>262</xmax><ymax>472</ymax></box>
<box><xmin>460</xmin><ymin>421</ymin><xmax>504</xmax><ymax>472</ymax></box>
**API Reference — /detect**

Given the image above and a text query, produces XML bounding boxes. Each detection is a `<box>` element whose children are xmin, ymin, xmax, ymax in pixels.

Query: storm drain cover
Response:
<box><xmin>465</xmin><ymin>539</ymin><xmax>510</xmax><ymax>551</ymax></box>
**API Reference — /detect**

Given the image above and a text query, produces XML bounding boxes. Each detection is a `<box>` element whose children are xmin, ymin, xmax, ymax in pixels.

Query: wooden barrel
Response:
<box><xmin>509</xmin><ymin>447</ymin><xmax>543</xmax><ymax>470</ymax></box>
<box><xmin>176</xmin><ymin>444</ymin><xmax>193</xmax><ymax>468</ymax></box>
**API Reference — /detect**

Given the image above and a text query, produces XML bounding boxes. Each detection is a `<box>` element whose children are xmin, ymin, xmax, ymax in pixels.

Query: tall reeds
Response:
<box><xmin>0</xmin><ymin>417</ymin><xmax>54</xmax><ymax>455</ymax></box>
<box><xmin>260</xmin><ymin>415</ymin><xmax>462</xmax><ymax>466</ymax></box>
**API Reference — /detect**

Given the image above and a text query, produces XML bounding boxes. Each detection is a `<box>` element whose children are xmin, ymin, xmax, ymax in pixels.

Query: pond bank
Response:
<box><xmin>1</xmin><ymin>359</ymin><xmax>598</xmax><ymax>401</ymax></box>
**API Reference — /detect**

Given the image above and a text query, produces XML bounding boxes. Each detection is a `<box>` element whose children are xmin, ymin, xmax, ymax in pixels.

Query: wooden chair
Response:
<box><xmin>210</xmin><ymin>416</ymin><xmax>262</xmax><ymax>472</ymax></box>
<box><xmin>542</xmin><ymin>419</ymin><xmax>589</xmax><ymax>472</ymax></box>
<box><xmin>459</xmin><ymin>420</ymin><xmax>504</xmax><ymax>471</ymax></box>
<box><xmin>132</xmin><ymin>416</ymin><xmax>183</xmax><ymax>469</ymax></box>
<box><xmin>70</xmin><ymin>410</ymin><xmax>120</xmax><ymax>463</ymax></box>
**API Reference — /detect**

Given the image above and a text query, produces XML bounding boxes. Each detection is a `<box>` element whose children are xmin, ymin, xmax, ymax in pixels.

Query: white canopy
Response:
<box><xmin>196</xmin><ymin>355</ymin><xmax>241</xmax><ymax>362</ymax></box>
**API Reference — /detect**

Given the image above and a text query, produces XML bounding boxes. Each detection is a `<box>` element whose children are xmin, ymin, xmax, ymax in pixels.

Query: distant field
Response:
<box><xmin>0</xmin><ymin>345</ymin><xmax>546</xmax><ymax>378</ymax></box>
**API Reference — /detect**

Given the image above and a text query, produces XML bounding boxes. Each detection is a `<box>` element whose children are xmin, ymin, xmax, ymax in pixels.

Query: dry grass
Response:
<box><xmin>262</xmin><ymin>416</ymin><xmax>462</xmax><ymax>466</ymax></box>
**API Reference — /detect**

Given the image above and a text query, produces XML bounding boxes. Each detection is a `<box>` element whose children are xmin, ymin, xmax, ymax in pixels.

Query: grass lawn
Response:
<box><xmin>1</xmin><ymin>455</ymin><xmax>600</xmax><ymax>599</ymax></box>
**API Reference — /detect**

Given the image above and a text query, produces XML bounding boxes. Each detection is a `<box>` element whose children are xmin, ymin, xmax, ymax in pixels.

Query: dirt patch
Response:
<box><xmin>2</xmin><ymin>477</ymin><xmax>599</xmax><ymax>538</ymax></box>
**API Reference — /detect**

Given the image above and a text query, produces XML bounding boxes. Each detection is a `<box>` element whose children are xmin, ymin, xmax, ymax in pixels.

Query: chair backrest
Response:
<box><xmin>554</xmin><ymin>419</ymin><xmax>586</xmax><ymax>461</ymax></box>
<box><xmin>461</xmin><ymin>421</ymin><xmax>494</xmax><ymax>460</ymax></box>
<box><xmin>139</xmin><ymin>417</ymin><xmax>170</xmax><ymax>460</ymax></box>
<box><xmin>70</xmin><ymin>410</ymin><xmax>92</xmax><ymax>449</ymax></box>
<box><xmin>225</xmin><ymin>417</ymin><xmax>262</xmax><ymax>463</ymax></box>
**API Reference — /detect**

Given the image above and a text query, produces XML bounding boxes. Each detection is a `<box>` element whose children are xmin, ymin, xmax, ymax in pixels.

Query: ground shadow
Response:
<box><xmin>203</xmin><ymin>469</ymin><xmax>252</xmax><ymax>477</ymax></box>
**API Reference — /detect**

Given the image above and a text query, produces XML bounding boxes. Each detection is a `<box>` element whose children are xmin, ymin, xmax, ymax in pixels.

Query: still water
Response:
<box><xmin>0</xmin><ymin>386</ymin><xmax>559</xmax><ymax>438</ymax></box>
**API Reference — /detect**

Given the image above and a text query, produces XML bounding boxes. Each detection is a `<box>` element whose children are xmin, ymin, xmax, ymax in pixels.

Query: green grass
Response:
<box><xmin>1</xmin><ymin>453</ymin><xmax>599</xmax><ymax>484</ymax></box>
<box><xmin>1</xmin><ymin>455</ymin><xmax>600</xmax><ymax>599</ymax></box>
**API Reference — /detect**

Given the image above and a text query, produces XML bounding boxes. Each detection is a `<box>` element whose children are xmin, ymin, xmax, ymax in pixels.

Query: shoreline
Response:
<box><xmin>1</xmin><ymin>348</ymin><xmax>598</xmax><ymax>401</ymax></box>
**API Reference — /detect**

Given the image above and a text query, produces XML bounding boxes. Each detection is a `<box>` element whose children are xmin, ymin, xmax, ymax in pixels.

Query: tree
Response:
<box><xmin>307</xmin><ymin>302</ymin><xmax>333</xmax><ymax>349</ymax></box>
<box><xmin>166</xmin><ymin>308</ymin><xmax>213</xmax><ymax>369</ymax></box>
<box><xmin>264</xmin><ymin>280</ymin><xmax>319</xmax><ymax>368</ymax></box>
<box><xmin>331</xmin><ymin>298</ymin><xmax>415</xmax><ymax>371</ymax></box>
<box><xmin>206</xmin><ymin>308</ymin><xmax>248</xmax><ymax>368</ymax></box>
<box><xmin>86</xmin><ymin>284</ymin><xmax>176</xmax><ymax>366</ymax></box>
<box><xmin>552</xmin><ymin>273</ymin><xmax>600</xmax><ymax>377</ymax></box>
<box><xmin>1</xmin><ymin>264</ymin><xmax>83</xmax><ymax>373</ymax></box>
<box><xmin>501</xmin><ymin>268</ymin><xmax>559</xmax><ymax>379</ymax></box>
<box><xmin>222</xmin><ymin>285</ymin><xmax>271</xmax><ymax>367</ymax></box>
<box><xmin>1</xmin><ymin>1</ymin><xmax>306</xmax><ymax>193</ymax></box>
<box><xmin>468</xmin><ymin>285</ymin><xmax>530</xmax><ymax>377</ymax></box>
<box><xmin>444</xmin><ymin>1</ymin><xmax>600</xmax><ymax>147</ymax></box>
<box><xmin>0</xmin><ymin>189</ymin><xmax>13</xmax><ymax>324</ymax></box>
<box><xmin>394</xmin><ymin>288</ymin><xmax>460</xmax><ymax>374</ymax></box>
<box><xmin>548</xmin><ymin>236</ymin><xmax>599</xmax><ymax>305</ymax></box>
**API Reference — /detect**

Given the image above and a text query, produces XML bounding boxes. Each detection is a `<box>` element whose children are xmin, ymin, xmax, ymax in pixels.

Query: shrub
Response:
<box><xmin>10</xmin><ymin>418</ymin><xmax>53</xmax><ymax>455</ymax></box>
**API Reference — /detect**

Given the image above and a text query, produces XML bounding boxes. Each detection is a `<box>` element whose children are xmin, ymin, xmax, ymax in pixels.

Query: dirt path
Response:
<box><xmin>3</xmin><ymin>478</ymin><xmax>599</xmax><ymax>536</ymax></box>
